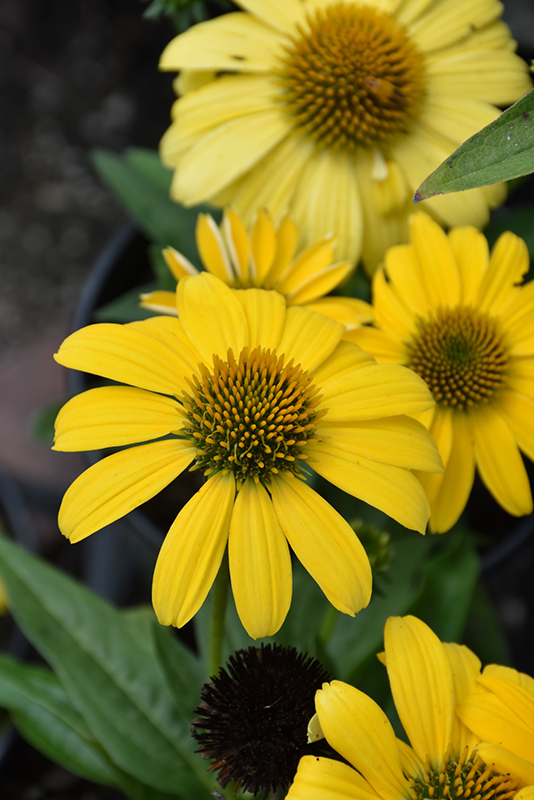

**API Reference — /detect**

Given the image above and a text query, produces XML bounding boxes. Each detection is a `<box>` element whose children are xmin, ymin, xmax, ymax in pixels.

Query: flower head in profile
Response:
<box><xmin>351</xmin><ymin>213</ymin><xmax>534</xmax><ymax>533</ymax></box>
<box><xmin>287</xmin><ymin>615</ymin><xmax>534</xmax><ymax>800</ymax></box>
<box><xmin>142</xmin><ymin>207</ymin><xmax>373</xmax><ymax>331</ymax></box>
<box><xmin>192</xmin><ymin>643</ymin><xmax>332</xmax><ymax>795</ymax></box>
<box><xmin>54</xmin><ymin>273</ymin><xmax>440</xmax><ymax>637</ymax></box>
<box><xmin>159</xmin><ymin>0</ymin><xmax>530</xmax><ymax>271</ymax></box>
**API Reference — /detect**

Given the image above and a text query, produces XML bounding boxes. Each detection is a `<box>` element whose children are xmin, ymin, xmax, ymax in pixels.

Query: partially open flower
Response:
<box><xmin>141</xmin><ymin>206</ymin><xmax>373</xmax><ymax>333</ymax></box>
<box><xmin>192</xmin><ymin>643</ymin><xmax>332</xmax><ymax>795</ymax></box>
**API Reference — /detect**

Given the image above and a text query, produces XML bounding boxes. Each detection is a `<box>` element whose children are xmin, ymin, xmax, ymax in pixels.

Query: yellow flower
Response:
<box><xmin>457</xmin><ymin>664</ymin><xmax>534</xmax><ymax>789</ymax></box>
<box><xmin>350</xmin><ymin>213</ymin><xmax>534</xmax><ymax>533</ymax></box>
<box><xmin>54</xmin><ymin>274</ymin><xmax>440</xmax><ymax>638</ymax></box>
<box><xmin>159</xmin><ymin>0</ymin><xmax>530</xmax><ymax>272</ymax></box>
<box><xmin>287</xmin><ymin>615</ymin><xmax>534</xmax><ymax>800</ymax></box>
<box><xmin>141</xmin><ymin>206</ymin><xmax>373</xmax><ymax>331</ymax></box>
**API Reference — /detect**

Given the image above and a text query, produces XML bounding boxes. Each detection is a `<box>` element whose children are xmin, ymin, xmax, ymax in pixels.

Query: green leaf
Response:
<box><xmin>0</xmin><ymin>653</ymin><xmax>126</xmax><ymax>788</ymax></box>
<box><xmin>0</xmin><ymin>537</ymin><xmax>210</xmax><ymax>797</ymax></box>
<box><xmin>92</xmin><ymin>148</ymin><xmax>213</xmax><ymax>264</ymax></box>
<box><xmin>150</xmin><ymin>620</ymin><xmax>205</xmax><ymax>718</ymax></box>
<box><xmin>415</xmin><ymin>88</ymin><xmax>534</xmax><ymax>200</ymax></box>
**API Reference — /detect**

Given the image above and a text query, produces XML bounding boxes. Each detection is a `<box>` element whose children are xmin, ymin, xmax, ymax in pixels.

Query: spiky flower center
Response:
<box><xmin>276</xmin><ymin>1</ymin><xmax>425</xmax><ymax>151</ymax></box>
<box><xmin>406</xmin><ymin>308</ymin><xmax>508</xmax><ymax>410</ymax></box>
<box><xmin>181</xmin><ymin>346</ymin><xmax>324</xmax><ymax>484</ymax></box>
<box><xmin>192</xmin><ymin>644</ymin><xmax>333</xmax><ymax>795</ymax></box>
<box><xmin>408</xmin><ymin>747</ymin><xmax>519</xmax><ymax>800</ymax></box>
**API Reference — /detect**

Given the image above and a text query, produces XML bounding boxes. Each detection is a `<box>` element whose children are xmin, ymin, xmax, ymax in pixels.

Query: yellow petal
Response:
<box><xmin>233</xmin><ymin>288</ymin><xmax>285</xmax><ymax>354</ymax></box>
<box><xmin>159</xmin><ymin>13</ymin><xmax>281</xmax><ymax>72</ymax></box>
<box><xmin>409</xmin><ymin>214</ymin><xmax>461</xmax><ymax>308</ymax></box>
<box><xmin>268</xmin><ymin>212</ymin><xmax>299</xmax><ymax>286</ymax></box>
<box><xmin>383</xmin><ymin>241</ymin><xmax>430</xmax><ymax>319</ymax></box>
<box><xmin>153</xmin><ymin>471</ymin><xmax>235</xmax><ymax>627</ymax></box>
<box><xmin>54</xmin><ymin>387</ymin><xmax>186</xmax><ymax>451</ymax></box>
<box><xmin>162</xmin><ymin>246</ymin><xmax>199</xmax><ymax>281</ymax></box>
<box><xmin>177</xmin><ymin>273</ymin><xmax>248</xmax><ymax>363</ymax></box>
<box><xmin>307</xmin><ymin>440</ymin><xmax>430</xmax><ymax>533</ymax></box>
<box><xmin>415</xmin><ymin>406</ymin><xmax>455</xmax><ymax>509</ymax></box>
<box><xmin>59</xmin><ymin>440</ymin><xmax>196</xmax><ymax>542</ymax></box>
<box><xmin>287</xmin><ymin>755</ymin><xmax>382</xmax><ymax>800</ymax></box>
<box><xmin>475</xmin><ymin>743</ymin><xmax>534</xmax><ymax>786</ymax></box>
<box><xmin>447</xmin><ymin>226</ymin><xmax>489</xmax><ymax>306</ymax></box>
<box><xmin>319</xmin><ymin>416</ymin><xmax>442</xmax><ymax>473</ymax></box>
<box><xmin>320</xmin><ymin>363</ymin><xmax>434</xmax><ymax>422</ymax></box>
<box><xmin>291</xmin><ymin>147</ymin><xmax>363</xmax><ymax>265</ymax></box>
<box><xmin>277</xmin><ymin>306</ymin><xmax>344</xmax><ymax>375</ymax></box>
<box><xmin>312</xmin><ymin>340</ymin><xmax>375</xmax><ymax>385</ymax></box>
<box><xmin>478</xmin><ymin>232</ymin><xmax>530</xmax><ymax>315</ymax></box>
<box><xmin>385</xmin><ymin>616</ymin><xmax>454</xmax><ymax>765</ymax></box>
<box><xmin>238</xmin><ymin>0</ymin><xmax>305</xmax><ymax>31</ymax></box>
<box><xmin>222</xmin><ymin>207</ymin><xmax>250</xmax><ymax>282</ymax></box>
<box><xmin>270</xmin><ymin>474</ymin><xmax>372</xmax><ymax>614</ymax></box>
<box><xmin>278</xmin><ymin>236</ymin><xmax>337</xmax><ymax>295</ymax></box>
<box><xmin>316</xmin><ymin>681</ymin><xmax>406</xmax><ymax>800</ymax></box>
<box><xmin>348</xmin><ymin>326</ymin><xmax>406</xmax><ymax>364</ymax></box>
<box><xmin>54</xmin><ymin>319</ymin><xmax>199</xmax><ymax>397</ymax></box>
<box><xmin>307</xmin><ymin>297</ymin><xmax>374</xmax><ymax>329</ymax></box>
<box><xmin>196</xmin><ymin>213</ymin><xmax>233</xmax><ymax>282</ymax></box>
<box><xmin>250</xmin><ymin>207</ymin><xmax>276</xmax><ymax>285</ymax></box>
<box><xmin>139</xmin><ymin>290</ymin><xmax>178</xmax><ymax>316</ymax></box>
<box><xmin>495</xmin><ymin>390</ymin><xmax>534</xmax><ymax>462</ymax></box>
<box><xmin>425</xmin><ymin>412</ymin><xmax>476</xmax><ymax>534</ymax></box>
<box><xmin>174</xmin><ymin>109</ymin><xmax>290</xmax><ymax>206</ymax></box>
<box><xmin>472</xmin><ymin>406</ymin><xmax>533</xmax><ymax>516</ymax></box>
<box><xmin>229</xmin><ymin>478</ymin><xmax>292</xmax><ymax>638</ymax></box>
<box><xmin>286</xmin><ymin>262</ymin><xmax>354</xmax><ymax>306</ymax></box>
<box><xmin>372</xmin><ymin>265</ymin><xmax>416</xmax><ymax>342</ymax></box>
<box><xmin>443</xmin><ymin>642</ymin><xmax>482</xmax><ymax>749</ymax></box>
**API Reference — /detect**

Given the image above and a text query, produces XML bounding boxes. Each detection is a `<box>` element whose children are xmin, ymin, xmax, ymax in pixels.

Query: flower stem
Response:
<box><xmin>209</xmin><ymin>550</ymin><xmax>229</xmax><ymax>677</ymax></box>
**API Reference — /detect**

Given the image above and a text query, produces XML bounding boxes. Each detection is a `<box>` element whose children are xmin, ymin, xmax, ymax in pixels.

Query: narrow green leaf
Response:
<box><xmin>150</xmin><ymin>621</ymin><xmax>205</xmax><ymax>718</ymax></box>
<box><xmin>415</xmin><ymin>89</ymin><xmax>534</xmax><ymax>200</ymax></box>
<box><xmin>0</xmin><ymin>653</ymin><xmax>125</xmax><ymax>788</ymax></box>
<box><xmin>0</xmin><ymin>537</ymin><xmax>210</xmax><ymax>797</ymax></box>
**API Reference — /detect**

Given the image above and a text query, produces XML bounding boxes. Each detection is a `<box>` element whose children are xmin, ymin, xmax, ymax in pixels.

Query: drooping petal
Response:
<box><xmin>54</xmin><ymin>386</ymin><xmax>186</xmax><ymax>451</ymax></box>
<box><xmin>58</xmin><ymin>440</ymin><xmax>196</xmax><ymax>543</ymax></box>
<box><xmin>424</xmin><ymin>411</ymin><xmax>476</xmax><ymax>534</ymax></box>
<box><xmin>177</xmin><ymin>272</ymin><xmax>248</xmax><ymax>362</ymax></box>
<box><xmin>495</xmin><ymin>390</ymin><xmax>534</xmax><ymax>462</ymax></box>
<box><xmin>270</xmin><ymin>474</ymin><xmax>372</xmax><ymax>615</ymax></box>
<box><xmin>316</xmin><ymin>681</ymin><xmax>406</xmax><ymax>800</ymax></box>
<box><xmin>472</xmin><ymin>406</ymin><xmax>533</xmax><ymax>516</ymax></box>
<box><xmin>277</xmin><ymin>306</ymin><xmax>345</xmax><ymax>375</ymax></box>
<box><xmin>229</xmin><ymin>478</ymin><xmax>292</xmax><ymax>638</ymax></box>
<box><xmin>384</xmin><ymin>616</ymin><xmax>454</xmax><ymax>765</ymax></box>
<box><xmin>307</xmin><ymin>440</ymin><xmax>431</xmax><ymax>533</ymax></box>
<box><xmin>173</xmin><ymin>110</ymin><xmax>290</xmax><ymax>206</ymax></box>
<box><xmin>287</xmin><ymin>755</ymin><xmax>383</xmax><ymax>800</ymax></box>
<box><xmin>153</xmin><ymin>471</ymin><xmax>235</xmax><ymax>628</ymax></box>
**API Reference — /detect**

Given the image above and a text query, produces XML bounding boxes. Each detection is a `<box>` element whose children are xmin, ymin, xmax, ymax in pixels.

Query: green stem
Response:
<box><xmin>208</xmin><ymin>550</ymin><xmax>229</xmax><ymax>677</ymax></box>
